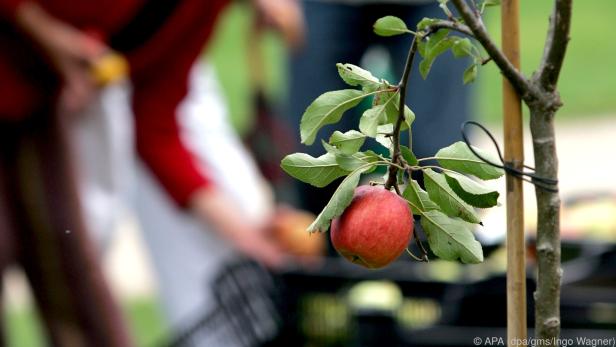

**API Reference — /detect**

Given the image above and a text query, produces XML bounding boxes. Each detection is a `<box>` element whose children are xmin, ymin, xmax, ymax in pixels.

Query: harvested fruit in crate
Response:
<box><xmin>270</xmin><ymin>206</ymin><xmax>326</xmax><ymax>257</ymax></box>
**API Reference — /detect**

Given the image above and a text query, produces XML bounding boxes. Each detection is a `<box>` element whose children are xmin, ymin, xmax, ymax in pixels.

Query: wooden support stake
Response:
<box><xmin>502</xmin><ymin>0</ymin><xmax>527</xmax><ymax>344</ymax></box>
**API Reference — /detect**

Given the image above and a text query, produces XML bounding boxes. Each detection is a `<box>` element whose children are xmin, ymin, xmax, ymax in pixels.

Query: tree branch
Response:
<box><xmin>450</xmin><ymin>0</ymin><xmax>539</xmax><ymax>103</ymax></box>
<box><xmin>536</xmin><ymin>0</ymin><xmax>573</xmax><ymax>92</ymax></box>
<box><xmin>425</xmin><ymin>19</ymin><xmax>474</xmax><ymax>37</ymax></box>
<box><xmin>385</xmin><ymin>35</ymin><xmax>418</xmax><ymax>191</ymax></box>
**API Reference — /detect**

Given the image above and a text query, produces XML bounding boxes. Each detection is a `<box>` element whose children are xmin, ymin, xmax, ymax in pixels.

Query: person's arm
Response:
<box><xmin>12</xmin><ymin>1</ymin><xmax>107</xmax><ymax>113</ymax></box>
<box><xmin>133</xmin><ymin>82</ymin><xmax>286</xmax><ymax>268</ymax></box>
<box><xmin>253</xmin><ymin>0</ymin><xmax>305</xmax><ymax>49</ymax></box>
<box><xmin>190</xmin><ymin>188</ymin><xmax>285</xmax><ymax>268</ymax></box>
<box><xmin>130</xmin><ymin>0</ymin><xmax>285</xmax><ymax>268</ymax></box>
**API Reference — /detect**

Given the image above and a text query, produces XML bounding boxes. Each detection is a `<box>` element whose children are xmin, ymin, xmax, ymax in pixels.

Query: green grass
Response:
<box><xmin>123</xmin><ymin>298</ymin><xmax>169</xmax><ymax>347</ymax></box>
<box><xmin>209</xmin><ymin>1</ymin><xmax>616</xmax><ymax>131</ymax></box>
<box><xmin>4</xmin><ymin>298</ymin><xmax>168</xmax><ymax>347</ymax></box>
<box><xmin>4</xmin><ymin>307</ymin><xmax>45</xmax><ymax>347</ymax></box>
<box><xmin>475</xmin><ymin>0</ymin><xmax>616</xmax><ymax>122</ymax></box>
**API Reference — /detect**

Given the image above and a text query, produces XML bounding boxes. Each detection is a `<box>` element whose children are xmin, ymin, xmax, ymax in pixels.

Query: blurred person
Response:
<box><xmin>135</xmin><ymin>60</ymin><xmax>283</xmax><ymax>345</ymax></box>
<box><xmin>112</xmin><ymin>0</ymin><xmax>305</xmax><ymax>345</ymax></box>
<box><xmin>0</xmin><ymin>0</ymin><xmax>303</xmax><ymax>345</ymax></box>
<box><xmin>289</xmin><ymin>0</ymin><xmax>472</xmax><ymax>213</ymax></box>
<box><xmin>0</xmin><ymin>1</ymin><xmax>138</xmax><ymax>346</ymax></box>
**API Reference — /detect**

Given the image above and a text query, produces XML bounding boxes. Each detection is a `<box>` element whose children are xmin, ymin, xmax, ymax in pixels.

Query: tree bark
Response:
<box><xmin>529</xmin><ymin>107</ymin><xmax>561</xmax><ymax>339</ymax></box>
<box><xmin>530</xmin><ymin>0</ymin><xmax>571</xmax><ymax>339</ymax></box>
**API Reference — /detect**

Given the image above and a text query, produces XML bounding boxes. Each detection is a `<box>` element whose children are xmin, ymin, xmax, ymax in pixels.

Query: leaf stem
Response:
<box><xmin>385</xmin><ymin>35</ymin><xmax>419</xmax><ymax>191</ymax></box>
<box><xmin>406</xmin><ymin>165</ymin><xmax>459</xmax><ymax>177</ymax></box>
<box><xmin>413</xmin><ymin>227</ymin><xmax>430</xmax><ymax>262</ymax></box>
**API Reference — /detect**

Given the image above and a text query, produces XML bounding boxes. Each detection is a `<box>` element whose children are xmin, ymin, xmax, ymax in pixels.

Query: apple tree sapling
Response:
<box><xmin>281</xmin><ymin>13</ymin><xmax>506</xmax><ymax>269</ymax></box>
<box><xmin>283</xmin><ymin>0</ymin><xmax>572</xmax><ymax>341</ymax></box>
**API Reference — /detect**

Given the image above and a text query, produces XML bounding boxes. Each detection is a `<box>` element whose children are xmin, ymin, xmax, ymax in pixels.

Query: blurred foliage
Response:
<box><xmin>208</xmin><ymin>2</ymin><xmax>286</xmax><ymax>135</ymax></box>
<box><xmin>475</xmin><ymin>0</ymin><xmax>616</xmax><ymax>122</ymax></box>
<box><xmin>210</xmin><ymin>1</ymin><xmax>615</xmax><ymax>132</ymax></box>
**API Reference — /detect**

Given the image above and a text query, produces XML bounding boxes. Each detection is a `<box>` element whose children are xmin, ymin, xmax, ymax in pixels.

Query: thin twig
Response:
<box><xmin>385</xmin><ymin>35</ymin><xmax>418</xmax><ymax>192</ymax></box>
<box><xmin>450</xmin><ymin>0</ymin><xmax>539</xmax><ymax>104</ymax></box>
<box><xmin>481</xmin><ymin>57</ymin><xmax>493</xmax><ymax>65</ymax></box>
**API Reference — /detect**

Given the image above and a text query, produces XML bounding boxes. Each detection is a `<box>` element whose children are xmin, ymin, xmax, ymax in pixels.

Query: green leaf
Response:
<box><xmin>418</xmin><ymin>27</ymin><xmax>446</xmax><ymax>59</ymax></box>
<box><xmin>423</xmin><ymin>169</ymin><xmax>481</xmax><ymax>224</ymax></box>
<box><xmin>420</xmin><ymin>210</ymin><xmax>484</xmax><ymax>263</ymax></box>
<box><xmin>360</xmin><ymin>91</ymin><xmax>399</xmax><ymax>137</ymax></box>
<box><xmin>400</xmin><ymin>145</ymin><xmax>418</xmax><ymax>166</ymax></box>
<box><xmin>359</xmin><ymin>104</ymin><xmax>386</xmax><ymax>137</ymax></box>
<box><xmin>451</xmin><ymin>38</ymin><xmax>474</xmax><ymax>58</ymax></box>
<box><xmin>281</xmin><ymin>152</ymin><xmax>349</xmax><ymax>187</ymax></box>
<box><xmin>384</xmin><ymin>96</ymin><xmax>416</xmax><ymax>129</ymax></box>
<box><xmin>417</xmin><ymin>17</ymin><xmax>439</xmax><ymax>32</ymax></box>
<box><xmin>336</xmin><ymin>151</ymin><xmax>381</xmax><ymax>172</ymax></box>
<box><xmin>329</xmin><ymin>130</ymin><xmax>366</xmax><ymax>155</ymax></box>
<box><xmin>321</xmin><ymin>140</ymin><xmax>339</xmax><ymax>154</ymax></box>
<box><xmin>435</xmin><ymin>141</ymin><xmax>504</xmax><ymax>180</ymax></box>
<box><xmin>322</xmin><ymin>141</ymin><xmax>381</xmax><ymax>172</ymax></box>
<box><xmin>396</xmin><ymin>105</ymin><xmax>415</xmax><ymax>130</ymax></box>
<box><xmin>308</xmin><ymin>166</ymin><xmax>370</xmax><ymax>232</ymax></box>
<box><xmin>403</xmin><ymin>180</ymin><xmax>438</xmax><ymax>213</ymax></box>
<box><xmin>419</xmin><ymin>34</ymin><xmax>454</xmax><ymax>79</ymax></box>
<box><xmin>373</xmin><ymin>16</ymin><xmax>411</xmax><ymax>37</ymax></box>
<box><xmin>375</xmin><ymin>124</ymin><xmax>394</xmax><ymax>150</ymax></box>
<box><xmin>300</xmin><ymin>89</ymin><xmax>369</xmax><ymax>145</ymax></box>
<box><xmin>444</xmin><ymin>172</ymin><xmax>499</xmax><ymax>208</ymax></box>
<box><xmin>336</xmin><ymin>63</ymin><xmax>382</xmax><ymax>92</ymax></box>
<box><xmin>463</xmin><ymin>63</ymin><xmax>478</xmax><ymax>84</ymax></box>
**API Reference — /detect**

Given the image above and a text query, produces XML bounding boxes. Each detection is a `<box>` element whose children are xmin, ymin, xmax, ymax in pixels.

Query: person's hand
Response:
<box><xmin>253</xmin><ymin>0</ymin><xmax>305</xmax><ymax>49</ymax></box>
<box><xmin>190</xmin><ymin>187</ymin><xmax>288</xmax><ymax>269</ymax></box>
<box><xmin>15</xmin><ymin>2</ymin><xmax>108</xmax><ymax>113</ymax></box>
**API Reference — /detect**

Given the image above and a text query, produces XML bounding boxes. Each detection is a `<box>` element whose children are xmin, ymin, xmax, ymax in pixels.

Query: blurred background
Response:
<box><xmin>2</xmin><ymin>1</ymin><xmax>615</xmax><ymax>346</ymax></box>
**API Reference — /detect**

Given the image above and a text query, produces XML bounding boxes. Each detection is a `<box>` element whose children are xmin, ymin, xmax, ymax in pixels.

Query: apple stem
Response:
<box><xmin>405</xmin><ymin>227</ymin><xmax>430</xmax><ymax>262</ymax></box>
<box><xmin>405</xmin><ymin>248</ymin><xmax>424</xmax><ymax>262</ymax></box>
<box><xmin>413</xmin><ymin>227</ymin><xmax>430</xmax><ymax>262</ymax></box>
<box><xmin>385</xmin><ymin>34</ymin><xmax>419</xmax><ymax>192</ymax></box>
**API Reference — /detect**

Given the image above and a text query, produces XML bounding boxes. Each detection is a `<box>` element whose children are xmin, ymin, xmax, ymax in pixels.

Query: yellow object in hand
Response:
<box><xmin>90</xmin><ymin>52</ymin><xmax>128</xmax><ymax>86</ymax></box>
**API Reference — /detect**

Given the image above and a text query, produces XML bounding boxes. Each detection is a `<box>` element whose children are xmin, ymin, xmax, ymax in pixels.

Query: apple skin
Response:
<box><xmin>330</xmin><ymin>185</ymin><xmax>413</xmax><ymax>269</ymax></box>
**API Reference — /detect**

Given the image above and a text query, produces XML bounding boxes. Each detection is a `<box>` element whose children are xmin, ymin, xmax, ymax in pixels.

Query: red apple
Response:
<box><xmin>330</xmin><ymin>185</ymin><xmax>413</xmax><ymax>269</ymax></box>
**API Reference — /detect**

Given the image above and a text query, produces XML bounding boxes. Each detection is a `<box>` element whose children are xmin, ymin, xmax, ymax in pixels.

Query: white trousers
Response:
<box><xmin>135</xmin><ymin>63</ymin><xmax>274</xmax><ymax>345</ymax></box>
<box><xmin>73</xmin><ymin>62</ymin><xmax>274</xmax><ymax>346</ymax></box>
<box><xmin>71</xmin><ymin>80</ymin><xmax>135</xmax><ymax>250</ymax></box>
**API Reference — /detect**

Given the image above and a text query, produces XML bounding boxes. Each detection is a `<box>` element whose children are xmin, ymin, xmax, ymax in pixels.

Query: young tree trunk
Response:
<box><xmin>450</xmin><ymin>0</ymin><xmax>571</xmax><ymax>342</ymax></box>
<box><xmin>529</xmin><ymin>107</ymin><xmax>561</xmax><ymax>339</ymax></box>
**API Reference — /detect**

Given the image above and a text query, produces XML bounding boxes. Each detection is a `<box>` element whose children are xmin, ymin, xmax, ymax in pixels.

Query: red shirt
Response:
<box><xmin>0</xmin><ymin>0</ymin><xmax>229</xmax><ymax>206</ymax></box>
